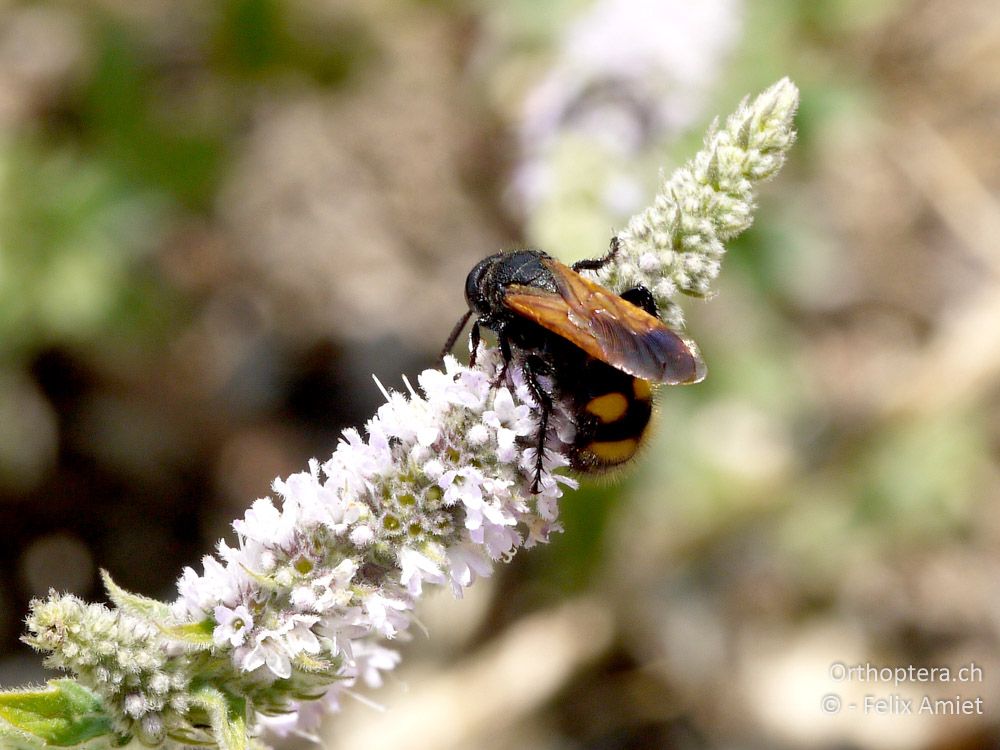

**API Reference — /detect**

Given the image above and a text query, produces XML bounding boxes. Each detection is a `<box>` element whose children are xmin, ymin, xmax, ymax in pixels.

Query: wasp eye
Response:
<box><xmin>465</xmin><ymin>259</ymin><xmax>490</xmax><ymax>310</ymax></box>
<box><xmin>464</xmin><ymin>272</ymin><xmax>478</xmax><ymax>305</ymax></box>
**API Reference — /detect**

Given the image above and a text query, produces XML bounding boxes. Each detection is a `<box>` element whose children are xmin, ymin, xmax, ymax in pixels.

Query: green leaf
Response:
<box><xmin>100</xmin><ymin>570</ymin><xmax>172</xmax><ymax>622</ymax></box>
<box><xmin>238</xmin><ymin>564</ymin><xmax>280</xmax><ymax>592</ymax></box>
<box><xmin>157</xmin><ymin>619</ymin><xmax>216</xmax><ymax>650</ymax></box>
<box><xmin>190</xmin><ymin>685</ymin><xmax>249</xmax><ymax>750</ymax></box>
<box><xmin>291</xmin><ymin>652</ymin><xmax>334</xmax><ymax>674</ymax></box>
<box><xmin>0</xmin><ymin>680</ymin><xmax>115</xmax><ymax>748</ymax></box>
<box><xmin>105</xmin><ymin>565</ymin><xmax>217</xmax><ymax>650</ymax></box>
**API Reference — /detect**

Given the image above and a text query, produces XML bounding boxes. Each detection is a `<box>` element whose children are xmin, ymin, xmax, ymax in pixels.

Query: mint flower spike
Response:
<box><xmin>7</xmin><ymin>79</ymin><xmax>797</xmax><ymax>750</ymax></box>
<box><xmin>23</xmin><ymin>591</ymin><xmax>191</xmax><ymax>747</ymax></box>
<box><xmin>589</xmin><ymin>76</ymin><xmax>800</xmax><ymax>331</ymax></box>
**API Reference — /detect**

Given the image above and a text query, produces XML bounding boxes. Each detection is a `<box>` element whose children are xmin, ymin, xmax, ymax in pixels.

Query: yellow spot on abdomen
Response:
<box><xmin>585</xmin><ymin>438</ymin><xmax>639</xmax><ymax>464</ymax></box>
<box><xmin>632</xmin><ymin>379</ymin><xmax>652</xmax><ymax>401</ymax></box>
<box><xmin>585</xmin><ymin>392</ymin><xmax>629</xmax><ymax>423</ymax></box>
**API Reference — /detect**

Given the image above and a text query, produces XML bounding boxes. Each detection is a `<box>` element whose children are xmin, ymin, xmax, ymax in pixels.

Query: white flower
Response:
<box><xmin>327</xmin><ymin>429</ymin><xmax>383</xmax><ymax>489</ymax></box>
<box><xmin>330</xmin><ymin>558</ymin><xmax>358</xmax><ymax>587</ymax></box>
<box><xmin>399</xmin><ymin>547</ymin><xmax>446</xmax><ymax>596</ymax></box>
<box><xmin>422</xmin><ymin>458</ymin><xmax>445</xmax><ymax>480</ymax></box>
<box><xmin>173</xmin><ymin>568</ymin><xmax>208</xmax><ymax>620</ymax></box>
<box><xmin>364</xmin><ymin>422</ymin><xmax>396</xmax><ymax>477</ymax></box>
<box><xmin>373</xmin><ymin>393</ymin><xmax>422</xmax><ymax>443</ymax></box>
<box><xmin>349</xmin><ymin>525</ymin><xmax>375</xmax><ymax>547</ymax></box>
<box><xmin>418</xmin><ymin>364</ymin><xmax>489</xmax><ymax>410</ymax></box>
<box><xmin>273</xmin><ymin>461</ymin><xmax>345</xmax><ymax>530</ymax></box>
<box><xmin>353</xmin><ymin>641</ymin><xmax>402</xmax><ymax>689</ymax></box>
<box><xmin>483</xmin><ymin>387</ymin><xmax>534</xmax><ymax>435</ymax></box>
<box><xmin>258</xmin><ymin>693</ymin><xmax>332</xmax><ymax>742</ymax></box>
<box><xmin>173</xmin><ymin>554</ymin><xmax>239</xmax><ymax>619</ymax></box>
<box><xmin>467</xmin><ymin>422</ymin><xmax>489</xmax><ymax>445</ymax></box>
<box><xmin>483</xmin><ymin>387</ymin><xmax>535</xmax><ymax>462</ymax></box>
<box><xmin>285</xmin><ymin>615</ymin><xmax>322</xmax><ymax>656</ymax></box>
<box><xmin>439</xmin><ymin>466</ymin><xmax>486</xmax><ymax>512</ymax></box>
<box><xmin>292</xmin><ymin>559</ymin><xmax>358</xmax><ymax>613</ymax></box>
<box><xmin>318</xmin><ymin>605</ymin><xmax>370</xmax><ymax>651</ymax></box>
<box><xmin>291</xmin><ymin>585</ymin><xmax>318</xmax><ymax>611</ymax></box>
<box><xmin>213</xmin><ymin>604</ymin><xmax>254</xmax><ymax>648</ymax></box>
<box><xmin>446</xmin><ymin>544</ymin><xmax>494</xmax><ymax>596</ymax></box>
<box><xmin>234</xmin><ymin>497</ymin><xmax>297</xmax><ymax>550</ymax></box>
<box><xmin>479</xmin><ymin>521</ymin><xmax>522</xmax><ymax>560</ymax></box>
<box><xmin>362</xmin><ymin>593</ymin><xmax>411</xmax><ymax>639</ymax></box>
<box><xmin>238</xmin><ymin>630</ymin><xmax>292</xmax><ymax>679</ymax></box>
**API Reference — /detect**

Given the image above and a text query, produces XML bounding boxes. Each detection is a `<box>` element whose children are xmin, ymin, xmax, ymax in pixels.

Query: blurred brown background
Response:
<box><xmin>2</xmin><ymin>1</ymin><xmax>1000</xmax><ymax>748</ymax></box>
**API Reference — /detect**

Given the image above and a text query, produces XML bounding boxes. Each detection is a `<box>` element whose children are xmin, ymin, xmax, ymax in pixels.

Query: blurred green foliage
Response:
<box><xmin>0</xmin><ymin>136</ymin><xmax>167</xmax><ymax>357</ymax></box>
<box><xmin>213</xmin><ymin>0</ymin><xmax>369</xmax><ymax>84</ymax></box>
<box><xmin>83</xmin><ymin>23</ymin><xmax>227</xmax><ymax>210</ymax></box>
<box><xmin>0</xmin><ymin>0</ymin><xmax>378</xmax><ymax>363</ymax></box>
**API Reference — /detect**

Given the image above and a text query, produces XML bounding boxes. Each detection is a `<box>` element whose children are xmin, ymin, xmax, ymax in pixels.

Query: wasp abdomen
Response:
<box><xmin>568</xmin><ymin>358</ymin><xmax>654</xmax><ymax>472</ymax></box>
<box><xmin>584</xmin><ymin>393</ymin><xmax>629</xmax><ymax>423</ymax></box>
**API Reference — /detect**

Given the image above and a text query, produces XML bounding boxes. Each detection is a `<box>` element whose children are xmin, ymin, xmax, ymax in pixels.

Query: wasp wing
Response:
<box><xmin>504</xmin><ymin>259</ymin><xmax>706</xmax><ymax>384</ymax></box>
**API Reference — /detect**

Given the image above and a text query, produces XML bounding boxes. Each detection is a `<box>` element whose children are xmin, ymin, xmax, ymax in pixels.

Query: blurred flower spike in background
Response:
<box><xmin>1</xmin><ymin>79</ymin><xmax>798</xmax><ymax>749</ymax></box>
<box><xmin>512</xmin><ymin>0</ymin><xmax>743</xmax><ymax>260</ymax></box>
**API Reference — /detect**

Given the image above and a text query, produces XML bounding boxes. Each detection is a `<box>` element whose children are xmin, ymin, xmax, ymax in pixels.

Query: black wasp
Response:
<box><xmin>442</xmin><ymin>239</ymin><xmax>705</xmax><ymax>492</ymax></box>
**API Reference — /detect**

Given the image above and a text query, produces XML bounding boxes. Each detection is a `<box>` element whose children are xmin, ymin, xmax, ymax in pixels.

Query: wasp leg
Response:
<box><xmin>468</xmin><ymin>320</ymin><xmax>483</xmax><ymax>368</ymax></box>
<box><xmin>571</xmin><ymin>235</ymin><xmax>622</xmax><ymax>272</ymax></box>
<box><xmin>485</xmin><ymin>324</ymin><xmax>515</xmax><ymax>387</ymax></box>
<box><xmin>520</xmin><ymin>355</ymin><xmax>553</xmax><ymax>494</ymax></box>
<box><xmin>619</xmin><ymin>285</ymin><xmax>657</xmax><ymax>316</ymax></box>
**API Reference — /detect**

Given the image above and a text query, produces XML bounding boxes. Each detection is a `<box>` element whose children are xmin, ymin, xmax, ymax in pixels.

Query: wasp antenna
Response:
<box><xmin>440</xmin><ymin>310</ymin><xmax>473</xmax><ymax>362</ymax></box>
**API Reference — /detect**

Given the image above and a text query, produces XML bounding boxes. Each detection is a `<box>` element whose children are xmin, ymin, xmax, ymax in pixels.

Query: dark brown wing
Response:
<box><xmin>503</xmin><ymin>258</ymin><xmax>706</xmax><ymax>384</ymax></box>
